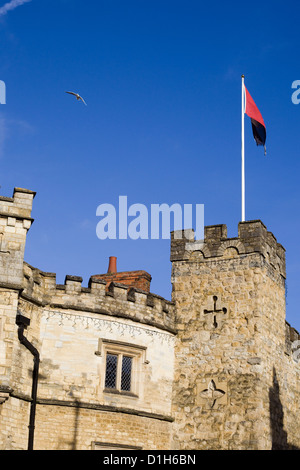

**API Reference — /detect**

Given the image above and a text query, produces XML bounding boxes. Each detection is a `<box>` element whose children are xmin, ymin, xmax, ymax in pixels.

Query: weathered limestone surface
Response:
<box><xmin>0</xmin><ymin>189</ymin><xmax>299</xmax><ymax>450</ymax></box>
<box><xmin>0</xmin><ymin>188</ymin><xmax>175</xmax><ymax>450</ymax></box>
<box><xmin>171</xmin><ymin>222</ymin><xmax>299</xmax><ymax>450</ymax></box>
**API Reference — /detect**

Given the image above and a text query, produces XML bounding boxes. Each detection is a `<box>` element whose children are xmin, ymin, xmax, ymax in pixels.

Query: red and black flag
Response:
<box><xmin>244</xmin><ymin>86</ymin><xmax>267</xmax><ymax>155</ymax></box>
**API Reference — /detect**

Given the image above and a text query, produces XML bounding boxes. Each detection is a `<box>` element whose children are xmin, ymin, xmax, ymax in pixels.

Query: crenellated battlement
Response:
<box><xmin>21</xmin><ymin>262</ymin><xmax>175</xmax><ymax>334</ymax></box>
<box><xmin>0</xmin><ymin>188</ymin><xmax>36</xmax><ymax>288</ymax></box>
<box><xmin>285</xmin><ymin>321</ymin><xmax>300</xmax><ymax>359</ymax></box>
<box><xmin>0</xmin><ymin>187</ymin><xmax>36</xmax><ymax>221</ymax></box>
<box><xmin>171</xmin><ymin>219</ymin><xmax>286</xmax><ymax>279</ymax></box>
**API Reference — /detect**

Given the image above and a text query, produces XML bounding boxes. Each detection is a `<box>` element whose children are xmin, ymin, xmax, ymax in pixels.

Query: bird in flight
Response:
<box><xmin>65</xmin><ymin>91</ymin><xmax>87</xmax><ymax>106</ymax></box>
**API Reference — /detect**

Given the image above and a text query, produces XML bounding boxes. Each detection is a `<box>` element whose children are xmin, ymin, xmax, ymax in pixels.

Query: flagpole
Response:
<box><xmin>241</xmin><ymin>74</ymin><xmax>245</xmax><ymax>222</ymax></box>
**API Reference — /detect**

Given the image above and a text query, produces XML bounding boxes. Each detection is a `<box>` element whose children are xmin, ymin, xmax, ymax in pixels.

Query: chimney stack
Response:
<box><xmin>107</xmin><ymin>256</ymin><xmax>117</xmax><ymax>274</ymax></box>
<box><xmin>92</xmin><ymin>256</ymin><xmax>152</xmax><ymax>293</ymax></box>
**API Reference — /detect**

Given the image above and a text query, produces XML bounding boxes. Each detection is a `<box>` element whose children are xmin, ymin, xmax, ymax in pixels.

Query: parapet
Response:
<box><xmin>170</xmin><ymin>219</ymin><xmax>286</xmax><ymax>279</ymax></box>
<box><xmin>0</xmin><ymin>188</ymin><xmax>36</xmax><ymax>288</ymax></box>
<box><xmin>0</xmin><ymin>187</ymin><xmax>36</xmax><ymax>221</ymax></box>
<box><xmin>285</xmin><ymin>321</ymin><xmax>300</xmax><ymax>359</ymax></box>
<box><xmin>21</xmin><ymin>262</ymin><xmax>175</xmax><ymax>334</ymax></box>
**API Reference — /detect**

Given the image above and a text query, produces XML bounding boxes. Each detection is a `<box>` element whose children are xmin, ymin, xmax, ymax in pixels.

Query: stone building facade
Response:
<box><xmin>0</xmin><ymin>187</ymin><xmax>299</xmax><ymax>450</ymax></box>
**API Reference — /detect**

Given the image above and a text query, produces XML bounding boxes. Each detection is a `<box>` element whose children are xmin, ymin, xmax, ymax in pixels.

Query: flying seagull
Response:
<box><xmin>65</xmin><ymin>91</ymin><xmax>87</xmax><ymax>106</ymax></box>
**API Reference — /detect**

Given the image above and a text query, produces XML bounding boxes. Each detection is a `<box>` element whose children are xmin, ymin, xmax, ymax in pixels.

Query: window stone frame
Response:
<box><xmin>97</xmin><ymin>339</ymin><xmax>147</xmax><ymax>398</ymax></box>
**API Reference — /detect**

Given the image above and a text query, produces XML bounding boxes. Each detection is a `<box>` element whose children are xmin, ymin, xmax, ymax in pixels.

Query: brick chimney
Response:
<box><xmin>92</xmin><ymin>257</ymin><xmax>152</xmax><ymax>293</ymax></box>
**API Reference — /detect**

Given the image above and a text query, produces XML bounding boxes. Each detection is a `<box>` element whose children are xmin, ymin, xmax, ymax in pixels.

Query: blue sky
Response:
<box><xmin>0</xmin><ymin>0</ymin><xmax>300</xmax><ymax>332</ymax></box>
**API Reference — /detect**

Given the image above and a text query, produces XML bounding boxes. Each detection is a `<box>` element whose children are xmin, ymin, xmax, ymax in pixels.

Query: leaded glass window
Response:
<box><xmin>120</xmin><ymin>356</ymin><xmax>132</xmax><ymax>391</ymax></box>
<box><xmin>104</xmin><ymin>352</ymin><xmax>133</xmax><ymax>392</ymax></box>
<box><xmin>105</xmin><ymin>354</ymin><xmax>118</xmax><ymax>389</ymax></box>
<box><xmin>101</xmin><ymin>340</ymin><xmax>147</xmax><ymax>397</ymax></box>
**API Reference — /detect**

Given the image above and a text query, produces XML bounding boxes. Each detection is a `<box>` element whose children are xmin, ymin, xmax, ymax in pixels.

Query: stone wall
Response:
<box><xmin>12</xmin><ymin>296</ymin><xmax>175</xmax><ymax>450</ymax></box>
<box><xmin>170</xmin><ymin>221</ymin><xmax>300</xmax><ymax>450</ymax></box>
<box><xmin>0</xmin><ymin>188</ymin><xmax>176</xmax><ymax>450</ymax></box>
<box><xmin>1</xmin><ymin>263</ymin><xmax>176</xmax><ymax>450</ymax></box>
<box><xmin>33</xmin><ymin>405</ymin><xmax>172</xmax><ymax>450</ymax></box>
<box><xmin>0</xmin><ymin>189</ymin><xmax>36</xmax><ymax>449</ymax></box>
<box><xmin>1</xmin><ymin>188</ymin><xmax>299</xmax><ymax>450</ymax></box>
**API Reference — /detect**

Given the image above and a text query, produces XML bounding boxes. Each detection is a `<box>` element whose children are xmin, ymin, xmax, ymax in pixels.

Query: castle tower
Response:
<box><xmin>170</xmin><ymin>220</ymin><xmax>299</xmax><ymax>450</ymax></box>
<box><xmin>0</xmin><ymin>188</ymin><xmax>35</xmax><ymax>403</ymax></box>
